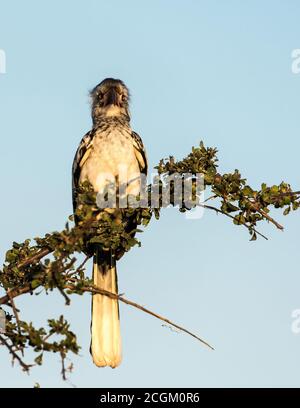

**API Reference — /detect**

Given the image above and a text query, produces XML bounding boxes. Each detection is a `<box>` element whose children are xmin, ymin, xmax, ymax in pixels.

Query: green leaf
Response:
<box><xmin>34</xmin><ymin>353</ymin><xmax>43</xmax><ymax>365</ymax></box>
<box><xmin>261</xmin><ymin>183</ymin><xmax>267</xmax><ymax>191</ymax></box>
<box><xmin>270</xmin><ymin>185</ymin><xmax>279</xmax><ymax>194</ymax></box>
<box><xmin>31</xmin><ymin>280</ymin><xmax>41</xmax><ymax>289</ymax></box>
<box><xmin>226</xmin><ymin>202</ymin><xmax>239</xmax><ymax>213</ymax></box>
<box><xmin>242</xmin><ymin>186</ymin><xmax>254</xmax><ymax>196</ymax></box>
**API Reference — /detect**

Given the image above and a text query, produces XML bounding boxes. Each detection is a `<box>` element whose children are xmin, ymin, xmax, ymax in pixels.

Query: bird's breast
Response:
<box><xmin>79</xmin><ymin>127</ymin><xmax>140</xmax><ymax>194</ymax></box>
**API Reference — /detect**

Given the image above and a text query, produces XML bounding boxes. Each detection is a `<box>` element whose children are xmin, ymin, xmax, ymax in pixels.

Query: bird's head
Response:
<box><xmin>90</xmin><ymin>78</ymin><xmax>130</xmax><ymax>124</ymax></box>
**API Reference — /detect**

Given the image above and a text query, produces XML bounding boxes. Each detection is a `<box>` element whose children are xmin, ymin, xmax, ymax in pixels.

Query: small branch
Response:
<box><xmin>204</xmin><ymin>194</ymin><xmax>218</xmax><ymax>203</ymax></box>
<box><xmin>51</xmin><ymin>258</ymin><xmax>76</xmax><ymax>306</ymax></box>
<box><xmin>42</xmin><ymin>332</ymin><xmax>54</xmax><ymax>343</ymax></box>
<box><xmin>257</xmin><ymin>207</ymin><xmax>284</xmax><ymax>230</ymax></box>
<box><xmin>247</xmin><ymin>200</ymin><xmax>284</xmax><ymax>230</ymax></box>
<box><xmin>60</xmin><ymin>352</ymin><xmax>67</xmax><ymax>381</ymax></box>
<box><xmin>0</xmin><ymin>285</ymin><xmax>32</xmax><ymax>306</ymax></box>
<box><xmin>120</xmin><ymin>296</ymin><xmax>214</xmax><ymax>350</ymax></box>
<box><xmin>0</xmin><ymin>258</ymin><xmax>84</xmax><ymax>307</ymax></box>
<box><xmin>65</xmin><ymin>284</ymin><xmax>214</xmax><ymax>351</ymax></box>
<box><xmin>56</xmin><ymin>286</ymin><xmax>71</xmax><ymax>306</ymax></box>
<box><xmin>271</xmin><ymin>191</ymin><xmax>300</xmax><ymax>197</ymax></box>
<box><xmin>7</xmin><ymin>294</ymin><xmax>22</xmax><ymax>337</ymax></box>
<box><xmin>17</xmin><ymin>248</ymin><xmax>51</xmax><ymax>269</ymax></box>
<box><xmin>200</xmin><ymin>203</ymin><xmax>268</xmax><ymax>240</ymax></box>
<box><xmin>0</xmin><ymin>334</ymin><xmax>32</xmax><ymax>372</ymax></box>
<box><xmin>1</xmin><ymin>281</ymin><xmax>214</xmax><ymax>350</ymax></box>
<box><xmin>68</xmin><ymin>255</ymin><xmax>91</xmax><ymax>278</ymax></box>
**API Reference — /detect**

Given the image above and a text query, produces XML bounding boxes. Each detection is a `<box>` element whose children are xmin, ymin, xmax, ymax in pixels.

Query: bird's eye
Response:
<box><xmin>121</xmin><ymin>95</ymin><xmax>127</xmax><ymax>101</ymax></box>
<box><xmin>98</xmin><ymin>92</ymin><xmax>103</xmax><ymax>100</ymax></box>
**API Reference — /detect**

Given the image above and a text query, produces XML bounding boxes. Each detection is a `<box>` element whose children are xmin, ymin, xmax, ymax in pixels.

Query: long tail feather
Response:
<box><xmin>91</xmin><ymin>249</ymin><xmax>122</xmax><ymax>368</ymax></box>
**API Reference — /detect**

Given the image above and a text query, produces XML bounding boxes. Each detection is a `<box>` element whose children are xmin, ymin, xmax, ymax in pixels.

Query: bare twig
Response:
<box><xmin>56</xmin><ymin>286</ymin><xmax>71</xmax><ymax>306</ymax></box>
<box><xmin>247</xmin><ymin>201</ymin><xmax>284</xmax><ymax>230</ymax></box>
<box><xmin>68</xmin><ymin>255</ymin><xmax>91</xmax><ymax>278</ymax></box>
<box><xmin>65</xmin><ymin>284</ymin><xmax>214</xmax><ymax>351</ymax></box>
<box><xmin>204</xmin><ymin>194</ymin><xmax>218</xmax><ymax>203</ymax></box>
<box><xmin>60</xmin><ymin>352</ymin><xmax>67</xmax><ymax>381</ymax></box>
<box><xmin>1</xmin><ymin>279</ymin><xmax>214</xmax><ymax>350</ymax></box>
<box><xmin>257</xmin><ymin>207</ymin><xmax>284</xmax><ymax>230</ymax></box>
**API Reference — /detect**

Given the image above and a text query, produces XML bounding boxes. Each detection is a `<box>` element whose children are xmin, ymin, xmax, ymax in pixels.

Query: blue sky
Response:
<box><xmin>0</xmin><ymin>0</ymin><xmax>300</xmax><ymax>387</ymax></box>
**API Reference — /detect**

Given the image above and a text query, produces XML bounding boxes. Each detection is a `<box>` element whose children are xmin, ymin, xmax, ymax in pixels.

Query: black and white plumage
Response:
<box><xmin>72</xmin><ymin>78</ymin><xmax>147</xmax><ymax>368</ymax></box>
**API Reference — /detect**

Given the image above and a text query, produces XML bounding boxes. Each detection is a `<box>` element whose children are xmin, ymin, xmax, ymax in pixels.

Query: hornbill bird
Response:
<box><xmin>72</xmin><ymin>78</ymin><xmax>147</xmax><ymax>367</ymax></box>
